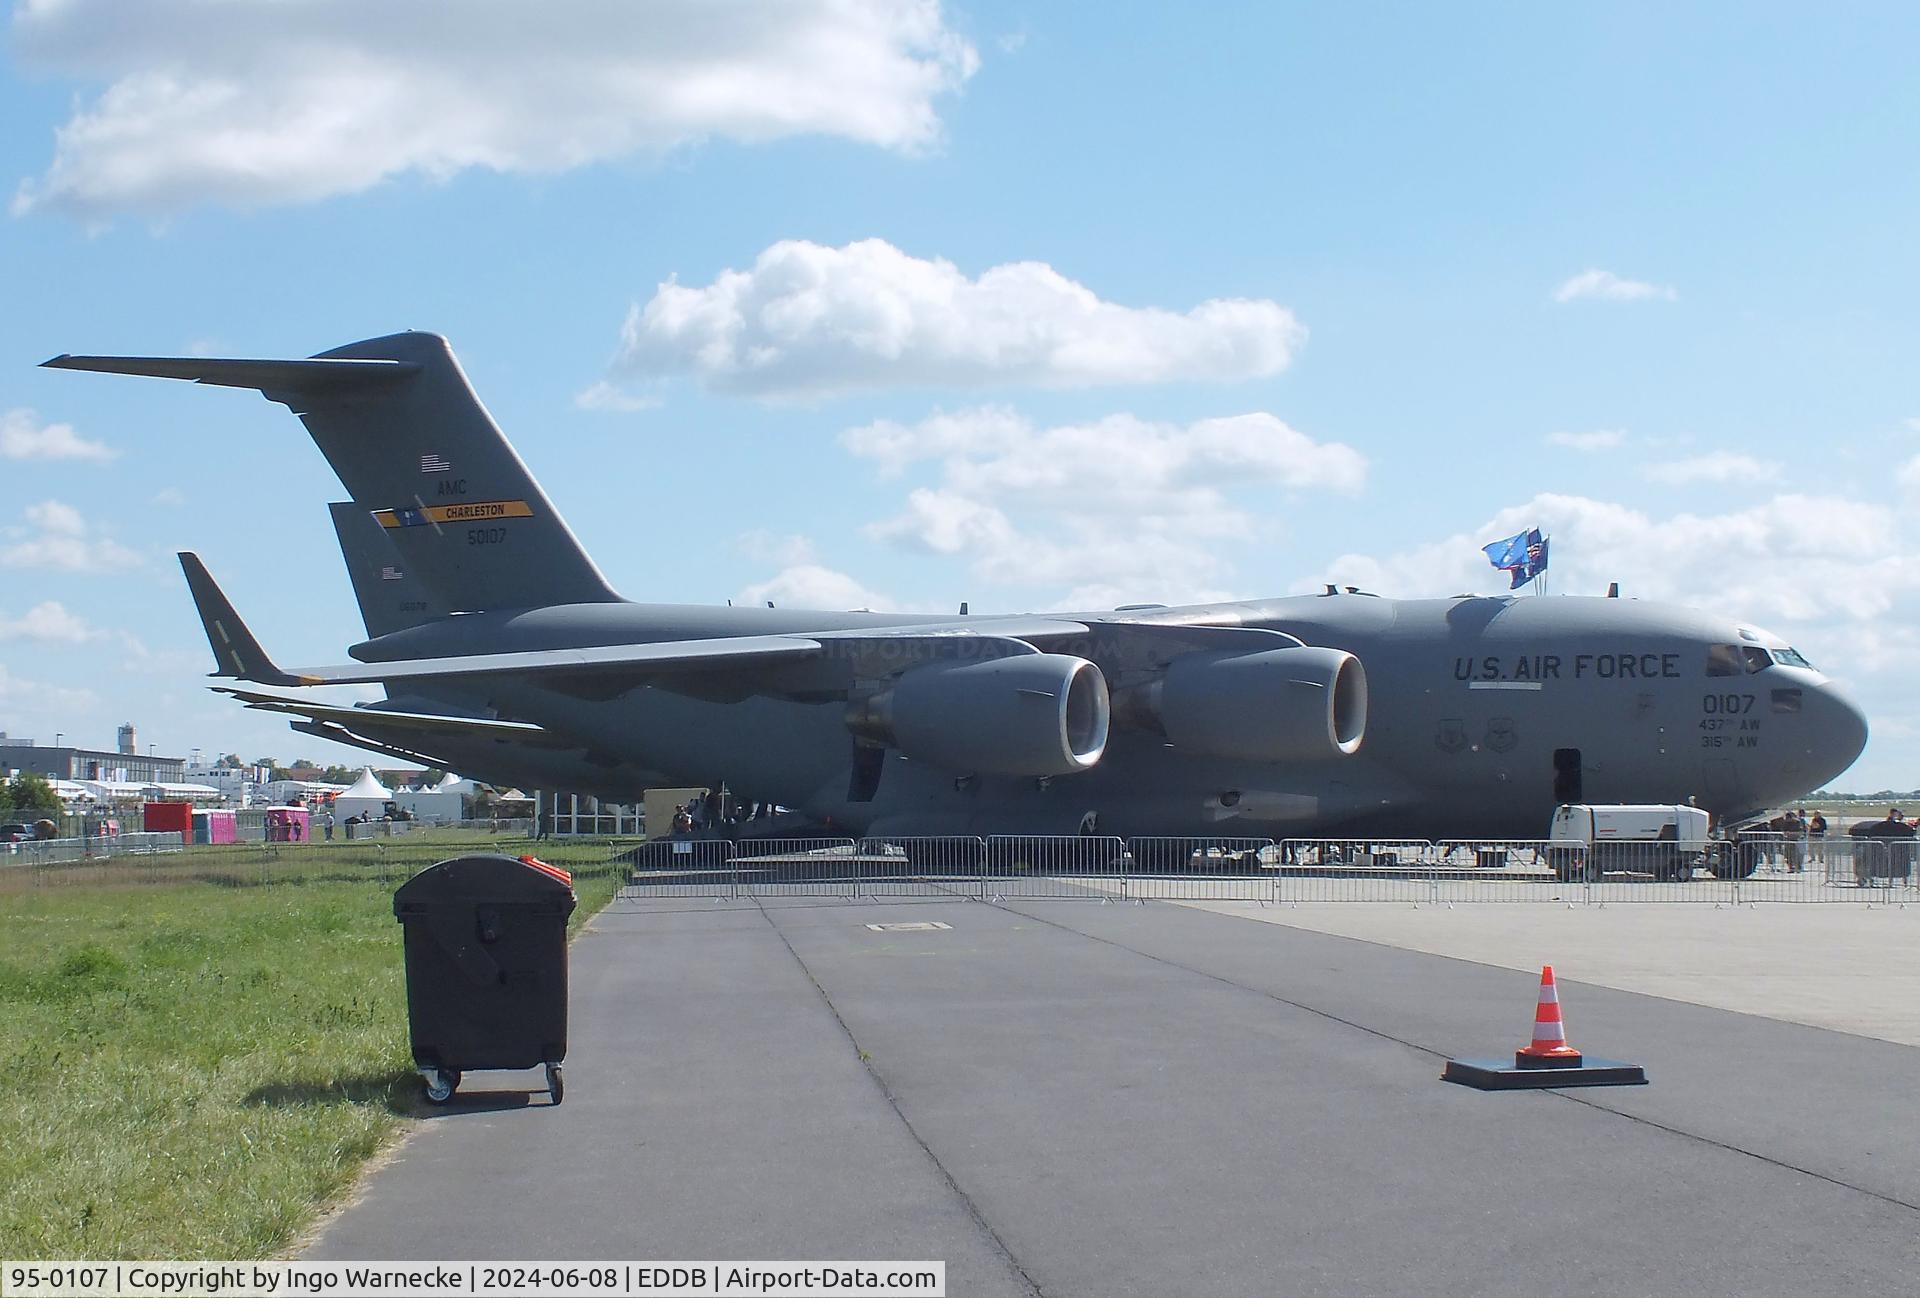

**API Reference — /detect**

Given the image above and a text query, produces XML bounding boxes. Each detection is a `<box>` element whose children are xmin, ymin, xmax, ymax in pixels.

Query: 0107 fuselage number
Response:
<box><xmin>1700</xmin><ymin>692</ymin><xmax>1760</xmax><ymax>749</ymax></box>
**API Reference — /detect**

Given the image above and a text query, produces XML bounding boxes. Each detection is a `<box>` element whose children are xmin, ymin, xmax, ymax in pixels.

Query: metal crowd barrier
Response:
<box><xmin>1</xmin><ymin>831</ymin><xmax>186</xmax><ymax>866</ymax></box>
<box><xmin>738</xmin><ymin>838</ymin><xmax>861</xmax><ymax>899</ymax></box>
<box><xmin>614</xmin><ymin>833</ymin><xmax>1920</xmax><ymax>906</ymax></box>
<box><xmin>857</xmin><ymin>836</ymin><xmax>987</xmax><ymax>898</ymax></box>
<box><xmin>1123</xmin><ymin>837</ymin><xmax>1274</xmax><ymax>901</ymax></box>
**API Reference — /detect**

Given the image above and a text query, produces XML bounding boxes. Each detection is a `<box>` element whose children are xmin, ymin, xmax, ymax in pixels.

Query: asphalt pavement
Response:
<box><xmin>309</xmin><ymin>891</ymin><xmax>1920</xmax><ymax>1296</ymax></box>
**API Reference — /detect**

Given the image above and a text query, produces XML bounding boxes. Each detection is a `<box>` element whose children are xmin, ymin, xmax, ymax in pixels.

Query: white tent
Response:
<box><xmin>396</xmin><ymin>772</ymin><xmax>473</xmax><ymax>823</ymax></box>
<box><xmin>333</xmin><ymin>768</ymin><xmax>394</xmax><ymax>821</ymax></box>
<box><xmin>80</xmin><ymin>779</ymin><xmax>147</xmax><ymax>802</ymax></box>
<box><xmin>143</xmin><ymin>782</ymin><xmax>222</xmax><ymax>801</ymax></box>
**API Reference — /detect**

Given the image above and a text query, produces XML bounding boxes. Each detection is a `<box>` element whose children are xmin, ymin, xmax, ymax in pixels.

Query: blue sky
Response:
<box><xmin>0</xmin><ymin>1</ymin><xmax>1913</xmax><ymax>789</ymax></box>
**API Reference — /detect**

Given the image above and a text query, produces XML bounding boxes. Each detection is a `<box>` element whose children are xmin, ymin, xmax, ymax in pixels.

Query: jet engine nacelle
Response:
<box><xmin>848</xmin><ymin>653</ymin><xmax>1111</xmax><ymax>777</ymax></box>
<box><xmin>1140</xmin><ymin>645</ymin><xmax>1366</xmax><ymax>763</ymax></box>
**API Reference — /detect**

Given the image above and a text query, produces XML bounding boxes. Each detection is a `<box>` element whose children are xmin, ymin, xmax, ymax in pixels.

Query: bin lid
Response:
<box><xmin>393</xmin><ymin>853</ymin><xmax>579</xmax><ymax>916</ymax></box>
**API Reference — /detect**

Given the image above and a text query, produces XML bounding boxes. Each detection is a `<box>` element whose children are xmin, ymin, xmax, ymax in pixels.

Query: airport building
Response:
<box><xmin>0</xmin><ymin>740</ymin><xmax>187</xmax><ymax>786</ymax></box>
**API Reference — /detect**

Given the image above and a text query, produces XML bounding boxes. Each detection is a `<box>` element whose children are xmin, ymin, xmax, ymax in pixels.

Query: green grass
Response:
<box><xmin>0</xmin><ymin>834</ymin><xmax>627</xmax><ymax>1259</ymax></box>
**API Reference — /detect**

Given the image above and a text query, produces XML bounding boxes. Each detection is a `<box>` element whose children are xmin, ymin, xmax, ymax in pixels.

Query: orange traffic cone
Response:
<box><xmin>1515</xmin><ymin>965</ymin><xmax>1584</xmax><ymax>1068</ymax></box>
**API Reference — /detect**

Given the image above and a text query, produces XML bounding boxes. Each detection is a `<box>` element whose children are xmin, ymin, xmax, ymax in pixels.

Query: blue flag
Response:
<box><xmin>1483</xmin><ymin>527</ymin><xmax>1549</xmax><ymax>589</ymax></box>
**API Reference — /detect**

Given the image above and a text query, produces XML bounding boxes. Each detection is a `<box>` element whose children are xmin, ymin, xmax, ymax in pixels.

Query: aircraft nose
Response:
<box><xmin>1806</xmin><ymin>679</ymin><xmax>1869</xmax><ymax>785</ymax></box>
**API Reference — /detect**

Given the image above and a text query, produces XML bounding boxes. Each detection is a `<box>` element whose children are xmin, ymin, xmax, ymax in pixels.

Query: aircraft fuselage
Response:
<box><xmin>353</xmin><ymin>590</ymin><xmax>1865</xmax><ymax>839</ymax></box>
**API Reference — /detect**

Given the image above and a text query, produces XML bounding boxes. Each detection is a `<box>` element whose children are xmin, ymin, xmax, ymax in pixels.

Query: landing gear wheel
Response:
<box><xmin>545</xmin><ymin>1063</ymin><xmax>564</xmax><ymax>1106</ymax></box>
<box><xmin>423</xmin><ymin>1069</ymin><xmax>459</xmax><ymax>1104</ymax></box>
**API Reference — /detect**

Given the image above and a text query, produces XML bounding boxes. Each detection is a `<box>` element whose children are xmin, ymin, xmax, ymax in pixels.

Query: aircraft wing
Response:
<box><xmin>269</xmin><ymin>619</ymin><xmax>1097</xmax><ymax>687</ymax></box>
<box><xmin>278</xmin><ymin>634</ymin><xmax>838</xmax><ymax>687</ymax></box>
<box><xmin>214</xmin><ymin>686</ymin><xmax>579</xmax><ymax>749</ymax></box>
<box><xmin>179</xmin><ymin>550</ymin><xmax>1285</xmax><ymax>695</ymax></box>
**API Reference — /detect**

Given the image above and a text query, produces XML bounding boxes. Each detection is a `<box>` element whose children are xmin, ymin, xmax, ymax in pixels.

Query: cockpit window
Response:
<box><xmin>1772</xmin><ymin>647</ymin><xmax>1814</xmax><ymax>669</ymax></box>
<box><xmin>1706</xmin><ymin>644</ymin><xmax>1771</xmax><ymax>676</ymax></box>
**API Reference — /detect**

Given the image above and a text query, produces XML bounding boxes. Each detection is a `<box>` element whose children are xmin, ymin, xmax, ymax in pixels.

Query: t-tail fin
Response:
<box><xmin>328</xmin><ymin>500</ymin><xmax>450</xmax><ymax>638</ymax></box>
<box><xmin>47</xmin><ymin>333</ymin><xmax>623</xmax><ymax>612</ymax></box>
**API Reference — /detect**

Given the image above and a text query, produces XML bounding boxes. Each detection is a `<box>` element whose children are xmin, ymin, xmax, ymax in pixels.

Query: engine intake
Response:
<box><xmin>1131</xmin><ymin>645</ymin><xmax>1366</xmax><ymax>763</ymax></box>
<box><xmin>848</xmin><ymin>653</ymin><xmax>1110</xmax><ymax>777</ymax></box>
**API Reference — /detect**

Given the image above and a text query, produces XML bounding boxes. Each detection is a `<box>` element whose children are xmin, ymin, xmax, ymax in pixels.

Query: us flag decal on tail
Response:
<box><xmin>420</xmin><ymin>453</ymin><xmax>452</xmax><ymax>473</ymax></box>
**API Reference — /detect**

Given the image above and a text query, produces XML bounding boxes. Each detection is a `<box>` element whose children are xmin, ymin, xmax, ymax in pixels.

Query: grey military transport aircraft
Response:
<box><xmin>46</xmin><ymin>332</ymin><xmax>1868</xmax><ymax>841</ymax></box>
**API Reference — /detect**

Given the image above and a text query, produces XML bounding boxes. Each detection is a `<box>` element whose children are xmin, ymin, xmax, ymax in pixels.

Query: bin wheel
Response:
<box><xmin>424</xmin><ymin>1069</ymin><xmax>459</xmax><ymax>1104</ymax></box>
<box><xmin>546</xmin><ymin>1063</ymin><xmax>564</xmax><ymax>1106</ymax></box>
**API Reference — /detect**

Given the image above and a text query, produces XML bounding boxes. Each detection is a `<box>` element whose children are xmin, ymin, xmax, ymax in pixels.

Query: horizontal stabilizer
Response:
<box><xmin>177</xmin><ymin>552</ymin><xmax>300</xmax><ymax>686</ymax></box>
<box><xmin>42</xmin><ymin>354</ymin><xmax>417</xmax><ymax>395</ymax></box>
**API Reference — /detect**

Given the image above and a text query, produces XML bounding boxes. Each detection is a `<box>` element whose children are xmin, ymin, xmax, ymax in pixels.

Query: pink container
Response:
<box><xmin>193</xmin><ymin>810</ymin><xmax>237</xmax><ymax>845</ymax></box>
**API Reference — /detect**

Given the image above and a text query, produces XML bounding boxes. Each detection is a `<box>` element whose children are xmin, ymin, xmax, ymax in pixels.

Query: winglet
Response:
<box><xmin>177</xmin><ymin>552</ymin><xmax>304</xmax><ymax>686</ymax></box>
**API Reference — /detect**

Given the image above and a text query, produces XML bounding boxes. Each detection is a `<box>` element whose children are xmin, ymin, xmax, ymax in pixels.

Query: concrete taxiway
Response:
<box><xmin>311</xmin><ymin>893</ymin><xmax>1920</xmax><ymax>1296</ymax></box>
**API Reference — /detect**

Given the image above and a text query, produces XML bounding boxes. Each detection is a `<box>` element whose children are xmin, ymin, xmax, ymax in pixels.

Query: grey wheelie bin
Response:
<box><xmin>393</xmin><ymin>854</ymin><xmax>576</xmax><ymax>1104</ymax></box>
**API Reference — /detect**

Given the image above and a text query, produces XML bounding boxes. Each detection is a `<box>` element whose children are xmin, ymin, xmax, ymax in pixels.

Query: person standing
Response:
<box><xmin>1807</xmin><ymin>810</ymin><xmax>1827</xmax><ymax>868</ymax></box>
<box><xmin>1782</xmin><ymin>809</ymin><xmax>1806</xmax><ymax>871</ymax></box>
<box><xmin>322</xmin><ymin>810</ymin><xmax>336</xmax><ymax>842</ymax></box>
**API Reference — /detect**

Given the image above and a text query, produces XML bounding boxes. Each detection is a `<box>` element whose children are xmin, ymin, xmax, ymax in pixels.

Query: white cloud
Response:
<box><xmin>1643</xmin><ymin>452</ymin><xmax>1781</xmax><ymax>486</ymax></box>
<box><xmin>615</xmin><ymin>239</ymin><xmax>1308</xmax><ymax>397</ymax></box>
<box><xmin>0</xmin><ymin>408</ymin><xmax>114</xmax><ymax>462</ymax></box>
<box><xmin>846</xmin><ymin>408</ymin><xmax>1365</xmax><ymax>500</ymax></box>
<box><xmin>572</xmin><ymin>382</ymin><xmax>661</xmax><ymax>414</ymax></box>
<box><xmin>150</xmin><ymin>486</ymin><xmax>186</xmax><ymax>506</ymax></box>
<box><xmin>1547</xmin><ymin>429</ymin><xmax>1626</xmax><ymax>453</ymax></box>
<box><xmin>1553</xmin><ymin>269</ymin><xmax>1678</xmax><ymax>304</ymax></box>
<box><xmin>867</xmin><ymin>488</ymin><xmax>1019</xmax><ymax>556</ymax></box>
<box><xmin>1</xmin><ymin>499</ymin><xmax>142</xmax><ymax>572</ymax></box>
<box><xmin>28</xmin><ymin>500</ymin><xmax>83</xmax><ymax>535</ymax></box>
<box><xmin>738</xmin><ymin>564</ymin><xmax>893</xmax><ymax>612</ymax></box>
<box><xmin>848</xmin><ymin>407</ymin><xmax>1361</xmax><ymax>603</ymax></box>
<box><xmin>12</xmin><ymin>1</ymin><xmax>978</xmax><ymax>218</ymax></box>
<box><xmin>732</xmin><ymin>531</ymin><xmax>818</xmax><ymax>566</ymax></box>
<box><xmin>1899</xmin><ymin>455</ymin><xmax>1920</xmax><ymax>491</ymax></box>
<box><xmin>1311</xmin><ymin>492</ymin><xmax>1920</xmax><ymax>627</ymax></box>
<box><xmin>0</xmin><ymin>601</ymin><xmax>98</xmax><ymax>643</ymax></box>
<box><xmin>0</xmin><ymin>661</ymin><xmax>98</xmax><ymax>718</ymax></box>
<box><xmin>117</xmin><ymin>642</ymin><xmax>210</xmax><ymax>676</ymax></box>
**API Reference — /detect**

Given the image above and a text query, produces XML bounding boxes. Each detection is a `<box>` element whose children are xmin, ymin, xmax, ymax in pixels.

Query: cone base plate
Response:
<box><xmin>1442</xmin><ymin>1056</ymin><xmax>1648</xmax><ymax>1090</ymax></box>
